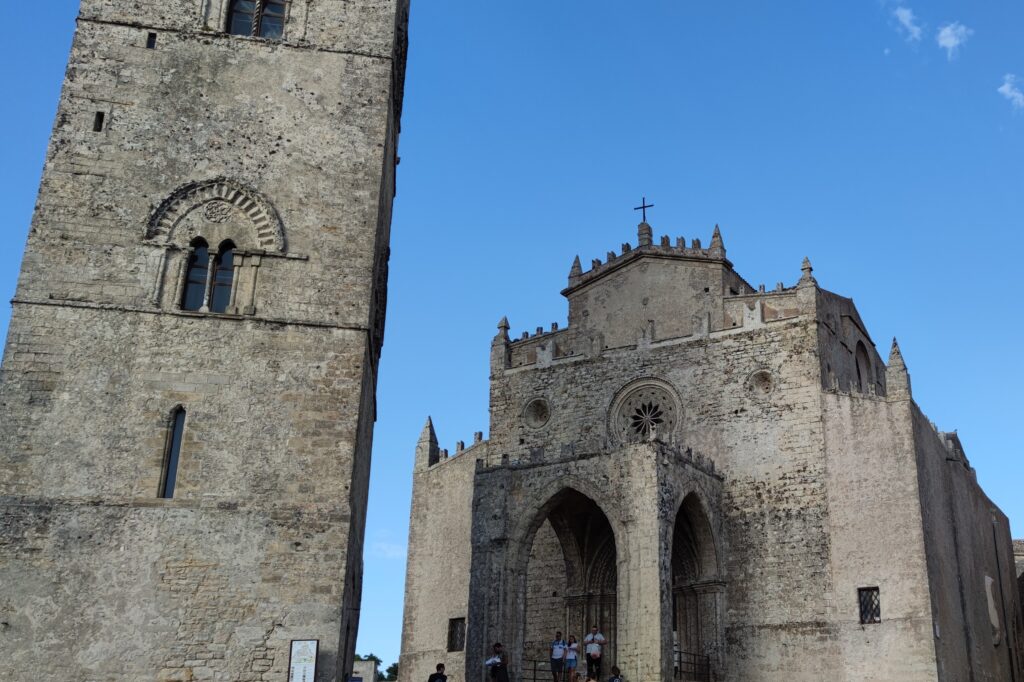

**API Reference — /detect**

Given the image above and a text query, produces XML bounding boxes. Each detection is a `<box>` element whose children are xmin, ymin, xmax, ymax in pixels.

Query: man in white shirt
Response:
<box><xmin>583</xmin><ymin>625</ymin><xmax>607</xmax><ymax>680</ymax></box>
<box><xmin>549</xmin><ymin>630</ymin><xmax>568</xmax><ymax>681</ymax></box>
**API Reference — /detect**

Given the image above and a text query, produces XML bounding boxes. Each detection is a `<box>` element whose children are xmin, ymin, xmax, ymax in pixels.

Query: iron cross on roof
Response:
<box><xmin>634</xmin><ymin>196</ymin><xmax>654</xmax><ymax>222</ymax></box>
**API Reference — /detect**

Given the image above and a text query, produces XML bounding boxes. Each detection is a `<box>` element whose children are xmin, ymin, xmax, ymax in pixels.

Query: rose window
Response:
<box><xmin>612</xmin><ymin>382</ymin><xmax>679</xmax><ymax>443</ymax></box>
<box><xmin>630</xmin><ymin>401</ymin><xmax>664</xmax><ymax>437</ymax></box>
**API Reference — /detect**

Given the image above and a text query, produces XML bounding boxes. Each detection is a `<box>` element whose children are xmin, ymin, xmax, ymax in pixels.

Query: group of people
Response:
<box><xmin>548</xmin><ymin>626</ymin><xmax>618</xmax><ymax>682</ymax></box>
<box><xmin>428</xmin><ymin>625</ymin><xmax>623</xmax><ymax>682</ymax></box>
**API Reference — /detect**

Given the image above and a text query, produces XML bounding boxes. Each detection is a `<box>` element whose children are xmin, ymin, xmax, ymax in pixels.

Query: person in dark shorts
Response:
<box><xmin>427</xmin><ymin>663</ymin><xmax>447</xmax><ymax>682</ymax></box>
<box><xmin>550</xmin><ymin>630</ymin><xmax>568</xmax><ymax>681</ymax></box>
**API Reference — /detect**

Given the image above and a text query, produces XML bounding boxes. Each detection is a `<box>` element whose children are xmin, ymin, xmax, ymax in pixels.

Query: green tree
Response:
<box><xmin>384</xmin><ymin>662</ymin><xmax>398</xmax><ymax>681</ymax></box>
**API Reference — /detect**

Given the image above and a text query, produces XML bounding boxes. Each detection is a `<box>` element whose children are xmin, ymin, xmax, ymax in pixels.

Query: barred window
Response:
<box><xmin>447</xmin><ymin>618</ymin><xmax>466</xmax><ymax>652</ymax></box>
<box><xmin>858</xmin><ymin>587</ymin><xmax>881</xmax><ymax>624</ymax></box>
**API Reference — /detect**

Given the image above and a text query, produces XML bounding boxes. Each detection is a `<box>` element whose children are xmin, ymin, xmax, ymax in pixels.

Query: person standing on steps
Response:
<box><xmin>583</xmin><ymin>625</ymin><xmax>607</xmax><ymax>681</ymax></box>
<box><xmin>485</xmin><ymin>642</ymin><xmax>510</xmax><ymax>682</ymax></box>
<box><xmin>565</xmin><ymin>634</ymin><xmax>580</xmax><ymax>680</ymax></box>
<box><xmin>550</xmin><ymin>630</ymin><xmax>568</xmax><ymax>682</ymax></box>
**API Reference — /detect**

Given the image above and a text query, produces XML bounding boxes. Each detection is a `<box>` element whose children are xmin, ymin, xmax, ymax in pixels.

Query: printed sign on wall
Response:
<box><xmin>288</xmin><ymin>639</ymin><xmax>319</xmax><ymax>682</ymax></box>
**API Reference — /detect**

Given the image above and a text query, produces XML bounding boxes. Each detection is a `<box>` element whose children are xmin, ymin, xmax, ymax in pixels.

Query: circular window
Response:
<box><xmin>746</xmin><ymin>369</ymin><xmax>775</xmax><ymax>398</ymax></box>
<box><xmin>610</xmin><ymin>380</ymin><xmax>680</xmax><ymax>443</ymax></box>
<box><xmin>523</xmin><ymin>398</ymin><xmax>551</xmax><ymax>429</ymax></box>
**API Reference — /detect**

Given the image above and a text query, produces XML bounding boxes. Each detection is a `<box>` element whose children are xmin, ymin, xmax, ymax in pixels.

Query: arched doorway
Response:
<box><xmin>523</xmin><ymin>489</ymin><xmax>618</xmax><ymax>669</ymax></box>
<box><xmin>671</xmin><ymin>494</ymin><xmax>720</xmax><ymax>679</ymax></box>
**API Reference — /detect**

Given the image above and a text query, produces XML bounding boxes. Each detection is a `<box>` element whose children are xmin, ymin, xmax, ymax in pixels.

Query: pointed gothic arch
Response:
<box><xmin>146</xmin><ymin>178</ymin><xmax>286</xmax><ymax>252</ymax></box>
<box><xmin>670</xmin><ymin>492</ymin><xmax>722</xmax><ymax>677</ymax></box>
<box><xmin>519</xmin><ymin>487</ymin><xmax>620</xmax><ymax>669</ymax></box>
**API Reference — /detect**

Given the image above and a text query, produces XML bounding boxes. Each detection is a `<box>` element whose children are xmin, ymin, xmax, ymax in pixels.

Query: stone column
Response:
<box><xmin>616</xmin><ymin>444</ymin><xmax>665</xmax><ymax>682</ymax></box>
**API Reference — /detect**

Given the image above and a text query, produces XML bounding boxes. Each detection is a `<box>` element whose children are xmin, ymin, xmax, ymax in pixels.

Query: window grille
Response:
<box><xmin>447</xmin><ymin>618</ymin><xmax>466</xmax><ymax>652</ymax></box>
<box><xmin>858</xmin><ymin>587</ymin><xmax>881</xmax><ymax>624</ymax></box>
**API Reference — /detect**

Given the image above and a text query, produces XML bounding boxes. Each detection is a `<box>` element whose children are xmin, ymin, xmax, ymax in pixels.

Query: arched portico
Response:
<box><xmin>513</xmin><ymin>487</ymin><xmax>620</xmax><ymax>676</ymax></box>
<box><xmin>670</xmin><ymin>493</ymin><xmax>724</xmax><ymax>680</ymax></box>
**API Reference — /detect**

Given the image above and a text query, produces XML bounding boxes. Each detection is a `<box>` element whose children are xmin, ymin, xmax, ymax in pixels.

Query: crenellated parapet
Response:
<box><xmin>492</xmin><ymin>222</ymin><xmax>827</xmax><ymax>372</ymax></box>
<box><xmin>564</xmin><ymin>222</ymin><xmax>734</xmax><ymax>294</ymax></box>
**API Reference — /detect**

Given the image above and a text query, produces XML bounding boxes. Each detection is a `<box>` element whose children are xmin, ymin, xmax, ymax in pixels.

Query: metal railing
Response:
<box><xmin>521</xmin><ymin>659</ymin><xmax>554</xmax><ymax>682</ymax></box>
<box><xmin>674</xmin><ymin>651</ymin><xmax>710</xmax><ymax>682</ymax></box>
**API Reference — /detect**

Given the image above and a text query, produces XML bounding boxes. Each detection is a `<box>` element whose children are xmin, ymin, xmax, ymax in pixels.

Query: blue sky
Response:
<box><xmin>2</xmin><ymin>0</ymin><xmax>1023</xmax><ymax>670</ymax></box>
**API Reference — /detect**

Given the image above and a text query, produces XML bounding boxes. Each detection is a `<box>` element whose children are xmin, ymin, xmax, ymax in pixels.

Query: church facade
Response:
<box><xmin>400</xmin><ymin>223</ymin><xmax>1023</xmax><ymax>682</ymax></box>
<box><xmin>0</xmin><ymin>1</ymin><xmax>407</xmax><ymax>680</ymax></box>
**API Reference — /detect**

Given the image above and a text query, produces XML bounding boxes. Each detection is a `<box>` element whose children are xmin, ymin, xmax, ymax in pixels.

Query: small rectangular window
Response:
<box><xmin>92</xmin><ymin>112</ymin><xmax>105</xmax><ymax>132</ymax></box>
<box><xmin>447</xmin><ymin>617</ymin><xmax>466</xmax><ymax>652</ymax></box>
<box><xmin>858</xmin><ymin>587</ymin><xmax>881</xmax><ymax>624</ymax></box>
<box><xmin>146</xmin><ymin>32</ymin><xmax>157</xmax><ymax>49</ymax></box>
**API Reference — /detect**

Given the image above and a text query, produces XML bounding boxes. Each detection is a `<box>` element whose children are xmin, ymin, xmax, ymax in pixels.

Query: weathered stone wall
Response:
<box><xmin>821</xmin><ymin>391</ymin><xmax>938</xmax><ymax>680</ymax></box>
<box><xmin>399</xmin><ymin>442</ymin><xmax>478</xmax><ymax>682</ymax></box>
<box><xmin>523</xmin><ymin>520</ymin><xmax>568</xmax><ymax>661</ymax></box>
<box><xmin>0</xmin><ymin>0</ymin><xmax>408</xmax><ymax>680</ymax></box>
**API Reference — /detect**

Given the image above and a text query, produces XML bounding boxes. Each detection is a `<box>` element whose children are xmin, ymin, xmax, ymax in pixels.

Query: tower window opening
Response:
<box><xmin>858</xmin><ymin>587</ymin><xmax>881</xmax><ymax>624</ymax></box>
<box><xmin>228</xmin><ymin>0</ymin><xmax>287</xmax><ymax>39</ymax></box>
<box><xmin>209</xmin><ymin>241</ymin><xmax>236</xmax><ymax>313</ymax></box>
<box><xmin>159</xmin><ymin>408</ymin><xmax>186</xmax><ymax>499</ymax></box>
<box><xmin>447</xmin><ymin>618</ymin><xmax>466</xmax><ymax>652</ymax></box>
<box><xmin>181</xmin><ymin>238</ymin><xmax>210</xmax><ymax>311</ymax></box>
<box><xmin>92</xmin><ymin>112</ymin><xmax>105</xmax><ymax>132</ymax></box>
<box><xmin>146</xmin><ymin>32</ymin><xmax>157</xmax><ymax>49</ymax></box>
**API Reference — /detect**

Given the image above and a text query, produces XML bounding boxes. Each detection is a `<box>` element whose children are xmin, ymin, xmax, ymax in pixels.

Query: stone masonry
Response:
<box><xmin>0</xmin><ymin>1</ymin><xmax>408</xmax><ymax>680</ymax></box>
<box><xmin>400</xmin><ymin>223</ymin><xmax>1023</xmax><ymax>682</ymax></box>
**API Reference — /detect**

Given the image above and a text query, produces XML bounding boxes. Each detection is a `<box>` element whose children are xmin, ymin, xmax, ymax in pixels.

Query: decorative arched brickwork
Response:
<box><xmin>146</xmin><ymin>178</ymin><xmax>285</xmax><ymax>252</ymax></box>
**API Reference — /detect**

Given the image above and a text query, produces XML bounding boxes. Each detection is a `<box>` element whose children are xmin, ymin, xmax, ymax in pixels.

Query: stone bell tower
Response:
<box><xmin>0</xmin><ymin>1</ymin><xmax>408</xmax><ymax>680</ymax></box>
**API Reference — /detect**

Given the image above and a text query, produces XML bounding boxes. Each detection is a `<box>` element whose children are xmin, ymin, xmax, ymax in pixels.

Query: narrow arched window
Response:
<box><xmin>182</xmin><ymin>239</ymin><xmax>210</xmax><ymax>311</ymax></box>
<box><xmin>228</xmin><ymin>0</ymin><xmax>286</xmax><ymax>39</ymax></box>
<box><xmin>855</xmin><ymin>341</ymin><xmax>871</xmax><ymax>393</ymax></box>
<box><xmin>209</xmin><ymin>241</ymin><xmax>235</xmax><ymax>313</ymax></box>
<box><xmin>160</xmin><ymin>408</ymin><xmax>186</xmax><ymax>499</ymax></box>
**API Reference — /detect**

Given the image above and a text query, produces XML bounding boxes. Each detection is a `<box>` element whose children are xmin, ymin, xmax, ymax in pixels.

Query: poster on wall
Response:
<box><xmin>288</xmin><ymin>639</ymin><xmax>319</xmax><ymax>682</ymax></box>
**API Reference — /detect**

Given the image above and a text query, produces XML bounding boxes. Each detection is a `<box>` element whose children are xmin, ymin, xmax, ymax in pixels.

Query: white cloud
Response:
<box><xmin>997</xmin><ymin>74</ymin><xmax>1024</xmax><ymax>110</ymax></box>
<box><xmin>893</xmin><ymin>7</ymin><xmax>923</xmax><ymax>42</ymax></box>
<box><xmin>370</xmin><ymin>540</ymin><xmax>407</xmax><ymax>560</ymax></box>
<box><xmin>936</xmin><ymin>22</ymin><xmax>973</xmax><ymax>60</ymax></box>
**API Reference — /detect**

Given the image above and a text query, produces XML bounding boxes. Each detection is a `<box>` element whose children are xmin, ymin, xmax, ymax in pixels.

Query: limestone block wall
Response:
<box><xmin>0</xmin><ymin>0</ymin><xmax>408</xmax><ymax>679</ymax></box>
<box><xmin>79</xmin><ymin>0</ymin><xmax>405</xmax><ymax>58</ymax></box>
<box><xmin>928</xmin><ymin>431</ymin><xmax>1021</xmax><ymax>680</ymax></box>
<box><xmin>522</xmin><ymin>520</ymin><xmax>568</xmax><ymax>660</ymax></box>
<box><xmin>821</xmin><ymin>392</ymin><xmax>938</xmax><ymax>680</ymax></box>
<box><xmin>399</xmin><ymin>444</ymin><xmax>479</xmax><ymax>682</ymax></box>
<box><xmin>16</xmin><ymin>18</ymin><xmax>397</xmax><ymax>328</ymax></box>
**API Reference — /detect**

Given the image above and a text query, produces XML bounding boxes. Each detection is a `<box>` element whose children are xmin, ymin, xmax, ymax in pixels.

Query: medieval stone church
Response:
<box><xmin>0</xmin><ymin>2</ymin><xmax>1021</xmax><ymax>682</ymax></box>
<box><xmin>399</xmin><ymin>223</ymin><xmax>1024</xmax><ymax>682</ymax></box>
